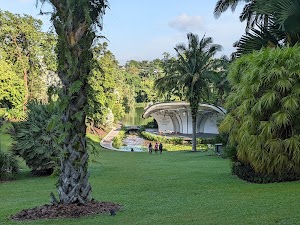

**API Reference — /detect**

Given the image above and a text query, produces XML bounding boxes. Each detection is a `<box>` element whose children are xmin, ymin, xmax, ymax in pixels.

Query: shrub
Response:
<box><xmin>112</xmin><ymin>130</ymin><xmax>126</xmax><ymax>149</ymax></box>
<box><xmin>220</xmin><ymin>46</ymin><xmax>300</xmax><ymax>182</ymax></box>
<box><xmin>0</xmin><ymin>109</ymin><xmax>6</xmax><ymax>127</ymax></box>
<box><xmin>0</xmin><ymin>149</ymin><xmax>19</xmax><ymax>180</ymax></box>
<box><xmin>144</xmin><ymin>119</ymin><xmax>158</xmax><ymax>128</ymax></box>
<box><xmin>10</xmin><ymin>102</ymin><xmax>61</xmax><ymax>175</ymax></box>
<box><xmin>232</xmin><ymin>161</ymin><xmax>300</xmax><ymax>184</ymax></box>
<box><xmin>197</xmin><ymin>138</ymin><xmax>217</xmax><ymax>145</ymax></box>
<box><xmin>140</xmin><ymin>131</ymin><xmax>177</xmax><ymax>143</ymax></box>
<box><xmin>140</xmin><ymin>131</ymin><xmax>212</xmax><ymax>148</ymax></box>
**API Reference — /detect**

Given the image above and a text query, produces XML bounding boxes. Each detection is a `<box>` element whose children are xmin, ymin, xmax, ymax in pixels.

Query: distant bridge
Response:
<box><xmin>124</xmin><ymin>125</ymin><xmax>142</xmax><ymax>132</ymax></box>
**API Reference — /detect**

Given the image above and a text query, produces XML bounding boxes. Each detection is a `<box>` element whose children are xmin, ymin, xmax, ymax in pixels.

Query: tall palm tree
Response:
<box><xmin>36</xmin><ymin>0</ymin><xmax>108</xmax><ymax>204</ymax></box>
<box><xmin>156</xmin><ymin>33</ymin><xmax>221</xmax><ymax>151</ymax></box>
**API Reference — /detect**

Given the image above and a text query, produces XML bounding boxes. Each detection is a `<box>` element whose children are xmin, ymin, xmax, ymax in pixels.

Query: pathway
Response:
<box><xmin>100</xmin><ymin>126</ymin><xmax>121</xmax><ymax>151</ymax></box>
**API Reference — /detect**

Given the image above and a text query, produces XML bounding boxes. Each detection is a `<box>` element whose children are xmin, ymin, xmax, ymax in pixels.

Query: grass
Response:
<box><xmin>1</xmin><ymin>133</ymin><xmax>300</xmax><ymax>224</ymax></box>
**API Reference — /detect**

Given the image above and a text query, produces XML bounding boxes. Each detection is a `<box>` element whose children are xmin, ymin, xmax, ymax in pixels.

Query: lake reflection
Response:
<box><xmin>122</xmin><ymin>106</ymin><xmax>152</xmax><ymax>126</ymax></box>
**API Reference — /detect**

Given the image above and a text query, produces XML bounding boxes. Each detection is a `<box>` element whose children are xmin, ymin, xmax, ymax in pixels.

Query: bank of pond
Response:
<box><xmin>112</xmin><ymin>128</ymin><xmax>218</xmax><ymax>153</ymax></box>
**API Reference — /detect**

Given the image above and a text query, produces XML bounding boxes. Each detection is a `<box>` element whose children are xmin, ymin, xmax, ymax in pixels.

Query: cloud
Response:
<box><xmin>168</xmin><ymin>13</ymin><xmax>205</xmax><ymax>32</ymax></box>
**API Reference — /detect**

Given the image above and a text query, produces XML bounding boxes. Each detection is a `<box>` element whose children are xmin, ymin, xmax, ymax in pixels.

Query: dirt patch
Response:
<box><xmin>87</xmin><ymin>126</ymin><xmax>107</xmax><ymax>139</ymax></box>
<box><xmin>11</xmin><ymin>200</ymin><xmax>122</xmax><ymax>221</ymax></box>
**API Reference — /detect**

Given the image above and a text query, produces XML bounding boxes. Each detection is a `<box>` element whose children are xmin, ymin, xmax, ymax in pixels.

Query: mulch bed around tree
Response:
<box><xmin>11</xmin><ymin>200</ymin><xmax>122</xmax><ymax>221</ymax></box>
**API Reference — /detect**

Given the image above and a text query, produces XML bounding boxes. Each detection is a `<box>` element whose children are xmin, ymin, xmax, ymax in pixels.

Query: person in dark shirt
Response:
<box><xmin>148</xmin><ymin>142</ymin><xmax>153</xmax><ymax>154</ymax></box>
<box><xmin>159</xmin><ymin>142</ymin><xmax>163</xmax><ymax>154</ymax></box>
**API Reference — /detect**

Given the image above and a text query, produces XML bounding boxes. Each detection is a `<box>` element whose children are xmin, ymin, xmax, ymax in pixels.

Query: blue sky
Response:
<box><xmin>1</xmin><ymin>0</ymin><xmax>246</xmax><ymax>65</ymax></box>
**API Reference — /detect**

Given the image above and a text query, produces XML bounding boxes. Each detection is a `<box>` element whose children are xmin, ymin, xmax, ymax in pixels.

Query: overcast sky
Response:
<box><xmin>1</xmin><ymin>0</ymin><xmax>246</xmax><ymax>65</ymax></box>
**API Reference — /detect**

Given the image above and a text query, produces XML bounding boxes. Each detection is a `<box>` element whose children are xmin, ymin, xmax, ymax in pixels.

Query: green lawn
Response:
<box><xmin>1</xmin><ymin>132</ymin><xmax>300</xmax><ymax>224</ymax></box>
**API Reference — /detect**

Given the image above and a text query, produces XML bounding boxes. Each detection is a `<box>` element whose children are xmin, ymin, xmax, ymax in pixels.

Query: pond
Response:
<box><xmin>121</xmin><ymin>106</ymin><xmax>153</xmax><ymax>126</ymax></box>
<box><xmin>119</xmin><ymin>134</ymin><xmax>148</xmax><ymax>152</ymax></box>
<box><xmin>120</xmin><ymin>105</ymin><xmax>153</xmax><ymax>152</ymax></box>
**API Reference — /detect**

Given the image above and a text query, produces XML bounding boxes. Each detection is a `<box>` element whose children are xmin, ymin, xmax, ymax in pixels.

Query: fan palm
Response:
<box><xmin>36</xmin><ymin>0</ymin><xmax>108</xmax><ymax>204</ymax></box>
<box><xmin>220</xmin><ymin>46</ymin><xmax>300</xmax><ymax>178</ymax></box>
<box><xmin>214</xmin><ymin>0</ymin><xmax>268</xmax><ymax>29</ymax></box>
<box><xmin>233</xmin><ymin>0</ymin><xmax>300</xmax><ymax>57</ymax></box>
<box><xmin>156</xmin><ymin>33</ymin><xmax>221</xmax><ymax>151</ymax></box>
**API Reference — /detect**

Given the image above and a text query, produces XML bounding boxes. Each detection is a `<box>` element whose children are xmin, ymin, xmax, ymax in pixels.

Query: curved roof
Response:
<box><xmin>143</xmin><ymin>102</ymin><xmax>226</xmax><ymax>118</ymax></box>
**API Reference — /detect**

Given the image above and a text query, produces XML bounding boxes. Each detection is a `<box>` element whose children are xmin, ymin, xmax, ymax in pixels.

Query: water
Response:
<box><xmin>119</xmin><ymin>134</ymin><xmax>147</xmax><ymax>152</ymax></box>
<box><xmin>120</xmin><ymin>105</ymin><xmax>153</xmax><ymax>152</ymax></box>
<box><xmin>122</xmin><ymin>106</ymin><xmax>152</xmax><ymax>126</ymax></box>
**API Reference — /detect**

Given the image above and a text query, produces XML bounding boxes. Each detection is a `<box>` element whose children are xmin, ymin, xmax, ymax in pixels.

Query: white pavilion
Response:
<box><xmin>142</xmin><ymin>102</ymin><xmax>226</xmax><ymax>135</ymax></box>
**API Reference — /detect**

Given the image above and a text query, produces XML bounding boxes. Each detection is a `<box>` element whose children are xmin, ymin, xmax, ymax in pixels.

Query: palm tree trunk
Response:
<box><xmin>54</xmin><ymin>17</ymin><xmax>93</xmax><ymax>205</ymax></box>
<box><xmin>37</xmin><ymin>0</ymin><xmax>108</xmax><ymax>206</ymax></box>
<box><xmin>58</xmin><ymin>87</ymin><xmax>91</xmax><ymax>204</ymax></box>
<box><xmin>192</xmin><ymin>113</ymin><xmax>197</xmax><ymax>152</ymax></box>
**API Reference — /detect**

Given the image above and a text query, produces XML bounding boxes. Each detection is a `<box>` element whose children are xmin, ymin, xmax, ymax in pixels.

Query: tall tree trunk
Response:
<box><xmin>57</xmin><ymin>33</ymin><xmax>93</xmax><ymax>204</ymax></box>
<box><xmin>43</xmin><ymin>0</ymin><xmax>108</xmax><ymax>204</ymax></box>
<box><xmin>191</xmin><ymin>112</ymin><xmax>197</xmax><ymax>152</ymax></box>
<box><xmin>58</xmin><ymin>87</ymin><xmax>91</xmax><ymax>204</ymax></box>
<box><xmin>190</xmin><ymin>99</ymin><xmax>199</xmax><ymax>152</ymax></box>
<box><xmin>55</xmin><ymin>18</ymin><xmax>93</xmax><ymax>206</ymax></box>
<box><xmin>13</xmin><ymin>36</ymin><xmax>28</xmax><ymax>111</ymax></box>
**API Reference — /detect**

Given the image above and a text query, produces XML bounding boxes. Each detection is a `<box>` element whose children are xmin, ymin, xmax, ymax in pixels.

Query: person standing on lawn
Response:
<box><xmin>148</xmin><ymin>142</ymin><xmax>153</xmax><ymax>154</ymax></box>
<box><xmin>159</xmin><ymin>142</ymin><xmax>163</xmax><ymax>154</ymax></box>
<box><xmin>154</xmin><ymin>142</ymin><xmax>159</xmax><ymax>154</ymax></box>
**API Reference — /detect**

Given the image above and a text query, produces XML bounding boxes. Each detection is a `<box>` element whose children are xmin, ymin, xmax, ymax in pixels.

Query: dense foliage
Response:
<box><xmin>0</xmin><ymin>59</ymin><xmax>24</xmax><ymax>113</ymax></box>
<box><xmin>220</xmin><ymin>46</ymin><xmax>300</xmax><ymax>182</ymax></box>
<box><xmin>0</xmin><ymin>10</ymin><xmax>57</xmax><ymax>111</ymax></box>
<box><xmin>10</xmin><ymin>102</ymin><xmax>61</xmax><ymax>175</ymax></box>
<box><xmin>0</xmin><ymin>149</ymin><xmax>19</xmax><ymax>180</ymax></box>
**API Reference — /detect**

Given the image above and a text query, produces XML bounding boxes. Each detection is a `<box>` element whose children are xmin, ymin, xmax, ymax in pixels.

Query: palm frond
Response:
<box><xmin>214</xmin><ymin>0</ymin><xmax>241</xmax><ymax>18</ymax></box>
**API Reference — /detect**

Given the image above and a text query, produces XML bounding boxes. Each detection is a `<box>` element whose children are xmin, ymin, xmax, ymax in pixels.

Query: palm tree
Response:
<box><xmin>233</xmin><ymin>0</ymin><xmax>300</xmax><ymax>57</ymax></box>
<box><xmin>36</xmin><ymin>0</ymin><xmax>108</xmax><ymax>204</ymax></box>
<box><xmin>156</xmin><ymin>33</ymin><xmax>221</xmax><ymax>151</ymax></box>
<box><xmin>214</xmin><ymin>0</ymin><xmax>268</xmax><ymax>29</ymax></box>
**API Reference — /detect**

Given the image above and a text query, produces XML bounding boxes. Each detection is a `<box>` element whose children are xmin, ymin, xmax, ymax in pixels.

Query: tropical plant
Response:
<box><xmin>37</xmin><ymin>0</ymin><xmax>108</xmax><ymax>204</ymax></box>
<box><xmin>223</xmin><ymin>0</ymin><xmax>300</xmax><ymax>57</ymax></box>
<box><xmin>214</xmin><ymin>0</ymin><xmax>269</xmax><ymax>29</ymax></box>
<box><xmin>10</xmin><ymin>102</ymin><xmax>61</xmax><ymax>175</ymax></box>
<box><xmin>0</xmin><ymin>149</ymin><xmax>19</xmax><ymax>180</ymax></box>
<box><xmin>220</xmin><ymin>46</ymin><xmax>300</xmax><ymax>182</ymax></box>
<box><xmin>156</xmin><ymin>33</ymin><xmax>221</xmax><ymax>151</ymax></box>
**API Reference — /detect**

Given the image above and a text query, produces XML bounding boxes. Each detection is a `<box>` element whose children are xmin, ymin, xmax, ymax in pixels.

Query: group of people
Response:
<box><xmin>148</xmin><ymin>142</ymin><xmax>163</xmax><ymax>154</ymax></box>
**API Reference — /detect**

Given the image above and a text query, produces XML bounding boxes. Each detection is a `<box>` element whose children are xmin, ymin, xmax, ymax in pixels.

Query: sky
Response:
<box><xmin>1</xmin><ymin>0</ymin><xmax>246</xmax><ymax>65</ymax></box>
